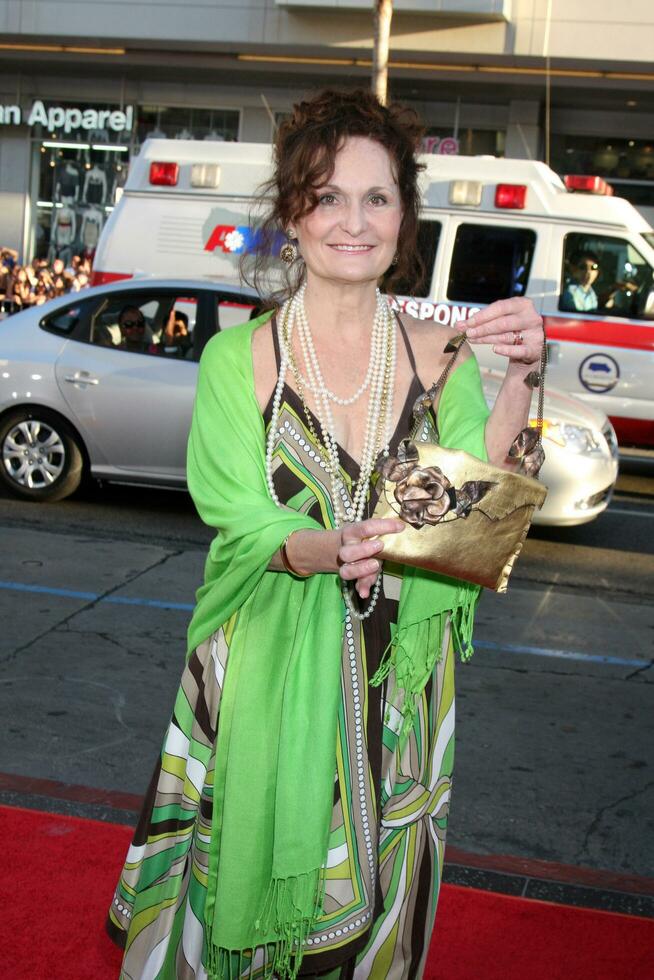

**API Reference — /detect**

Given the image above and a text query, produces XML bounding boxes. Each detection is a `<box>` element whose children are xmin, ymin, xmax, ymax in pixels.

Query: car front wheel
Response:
<box><xmin>0</xmin><ymin>408</ymin><xmax>85</xmax><ymax>502</ymax></box>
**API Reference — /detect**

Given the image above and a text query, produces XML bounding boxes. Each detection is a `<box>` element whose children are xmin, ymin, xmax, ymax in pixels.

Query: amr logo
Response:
<box><xmin>204</xmin><ymin>224</ymin><xmax>249</xmax><ymax>254</ymax></box>
<box><xmin>203</xmin><ymin>210</ymin><xmax>287</xmax><ymax>256</ymax></box>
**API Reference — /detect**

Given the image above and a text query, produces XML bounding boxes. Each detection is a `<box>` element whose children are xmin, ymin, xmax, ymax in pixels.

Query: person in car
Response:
<box><xmin>561</xmin><ymin>250</ymin><xmax>602</xmax><ymax>312</ymax></box>
<box><xmin>108</xmin><ymin>88</ymin><xmax>545</xmax><ymax>979</ymax></box>
<box><xmin>117</xmin><ymin>306</ymin><xmax>148</xmax><ymax>352</ymax></box>
<box><xmin>159</xmin><ymin>307</ymin><xmax>193</xmax><ymax>357</ymax></box>
<box><xmin>561</xmin><ymin>250</ymin><xmax>629</xmax><ymax>313</ymax></box>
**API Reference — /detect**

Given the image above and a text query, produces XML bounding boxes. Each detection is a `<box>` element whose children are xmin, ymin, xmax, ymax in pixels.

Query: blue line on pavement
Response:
<box><xmin>0</xmin><ymin>579</ymin><xmax>648</xmax><ymax>669</ymax></box>
<box><xmin>473</xmin><ymin>639</ymin><xmax>646</xmax><ymax>669</ymax></box>
<box><xmin>0</xmin><ymin>580</ymin><xmax>98</xmax><ymax>601</ymax></box>
<box><xmin>0</xmin><ymin>579</ymin><xmax>194</xmax><ymax>612</ymax></box>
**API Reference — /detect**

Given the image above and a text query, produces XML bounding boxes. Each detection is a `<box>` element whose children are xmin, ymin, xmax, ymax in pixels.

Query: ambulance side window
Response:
<box><xmin>559</xmin><ymin>233</ymin><xmax>654</xmax><ymax>320</ymax></box>
<box><xmin>447</xmin><ymin>225</ymin><xmax>536</xmax><ymax>304</ymax></box>
<box><xmin>390</xmin><ymin>220</ymin><xmax>441</xmax><ymax>296</ymax></box>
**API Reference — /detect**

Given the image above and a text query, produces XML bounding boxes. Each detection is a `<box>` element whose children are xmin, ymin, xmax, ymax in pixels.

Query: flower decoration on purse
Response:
<box><xmin>508</xmin><ymin>425</ymin><xmax>545</xmax><ymax>478</ymax></box>
<box><xmin>377</xmin><ymin>439</ymin><xmax>496</xmax><ymax>528</ymax></box>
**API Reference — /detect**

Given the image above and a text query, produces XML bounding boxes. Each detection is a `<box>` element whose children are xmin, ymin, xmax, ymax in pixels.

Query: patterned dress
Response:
<box><xmin>108</xmin><ymin>320</ymin><xmax>456</xmax><ymax>980</ymax></box>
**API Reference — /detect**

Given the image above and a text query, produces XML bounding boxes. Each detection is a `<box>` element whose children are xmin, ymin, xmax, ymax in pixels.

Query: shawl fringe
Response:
<box><xmin>206</xmin><ymin>869</ymin><xmax>326</xmax><ymax>980</ymax></box>
<box><xmin>370</xmin><ymin>587</ymin><xmax>479</xmax><ymax>736</ymax></box>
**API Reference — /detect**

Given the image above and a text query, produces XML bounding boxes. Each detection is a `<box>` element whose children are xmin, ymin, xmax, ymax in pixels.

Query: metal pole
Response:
<box><xmin>543</xmin><ymin>0</ymin><xmax>553</xmax><ymax>166</ymax></box>
<box><xmin>373</xmin><ymin>0</ymin><xmax>394</xmax><ymax>106</ymax></box>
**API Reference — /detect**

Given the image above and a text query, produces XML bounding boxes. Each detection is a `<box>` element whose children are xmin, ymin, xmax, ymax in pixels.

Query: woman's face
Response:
<box><xmin>293</xmin><ymin>136</ymin><xmax>402</xmax><ymax>287</ymax></box>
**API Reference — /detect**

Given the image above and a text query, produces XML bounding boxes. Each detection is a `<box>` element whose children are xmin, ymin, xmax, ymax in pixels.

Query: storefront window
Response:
<box><xmin>551</xmin><ymin>135</ymin><xmax>654</xmax><ymax>211</ymax></box>
<box><xmin>31</xmin><ymin>102</ymin><xmax>241</xmax><ymax>263</ymax></box>
<box><xmin>32</xmin><ymin>101</ymin><xmax>131</xmax><ymax>263</ymax></box>
<box><xmin>135</xmin><ymin>106</ymin><xmax>240</xmax><ymax>146</ymax></box>
<box><xmin>35</xmin><ymin>145</ymin><xmax>127</xmax><ymax>263</ymax></box>
<box><xmin>422</xmin><ymin>127</ymin><xmax>506</xmax><ymax>157</ymax></box>
<box><xmin>552</xmin><ymin>134</ymin><xmax>654</xmax><ymax>180</ymax></box>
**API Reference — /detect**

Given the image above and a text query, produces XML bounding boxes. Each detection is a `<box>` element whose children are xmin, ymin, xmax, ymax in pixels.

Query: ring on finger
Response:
<box><xmin>513</xmin><ymin>330</ymin><xmax>524</xmax><ymax>345</ymax></box>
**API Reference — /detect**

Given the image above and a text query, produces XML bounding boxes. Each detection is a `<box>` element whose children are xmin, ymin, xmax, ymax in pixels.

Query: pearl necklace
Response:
<box><xmin>266</xmin><ymin>291</ymin><xmax>397</xmax><ymax>620</ymax></box>
<box><xmin>295</xmin><ymin>285</ymin><xmax>387</xmax><ymax>406</ymax></box>
<box><xmin>292</xmin><ymin>286</ymin><xmax>395</xmax><ymax>526</ymax></box>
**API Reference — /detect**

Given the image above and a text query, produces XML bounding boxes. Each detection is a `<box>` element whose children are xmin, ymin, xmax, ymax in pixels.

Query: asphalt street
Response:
<box><xmin>0</xmin><ymin>461</ymin><xmax>652</xmax><ymax>911</ymax></box>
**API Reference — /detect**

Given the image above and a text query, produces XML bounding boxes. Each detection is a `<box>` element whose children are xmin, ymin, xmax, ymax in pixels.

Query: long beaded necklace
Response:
<box><xmin>294</xmin><ymin>283</ymin><xmax>388</xmax><ymax>407</ymax></box>
<box><xmin>265</xmin><ymin>289</ymin><xmax>397</xmax><ymax>620</ymax></box>
<box><xmin>294</xmin><ymin>287</ymin><xmax>395</xmax><ymax>525</ymax></box>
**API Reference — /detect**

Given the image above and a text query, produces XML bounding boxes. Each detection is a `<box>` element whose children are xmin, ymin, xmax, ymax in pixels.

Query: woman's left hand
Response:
<box><xmin>464</xmin><ymin>298</ymin><xmax>544</xmax><ymax>366</ymax></box>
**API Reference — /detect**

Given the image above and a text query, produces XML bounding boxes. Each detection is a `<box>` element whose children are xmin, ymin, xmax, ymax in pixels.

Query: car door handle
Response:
<box><xmin>64</xmin><ymin>373</ymin><xmax>99</xmax><ymax>385</ymax></box>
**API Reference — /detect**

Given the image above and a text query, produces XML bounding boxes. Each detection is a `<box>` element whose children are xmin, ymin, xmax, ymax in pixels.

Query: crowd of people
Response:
<box><xmin>0</xmin><ymin>248</ymin><xmax>92</xmax><ymax>313</ymax></box>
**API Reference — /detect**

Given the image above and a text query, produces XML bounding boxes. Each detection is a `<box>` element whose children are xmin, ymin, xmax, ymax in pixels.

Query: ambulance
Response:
<box><xmin>93</xmin><ymin>140</ymin><xmax>654</xmax><ymax>448</ymax></box>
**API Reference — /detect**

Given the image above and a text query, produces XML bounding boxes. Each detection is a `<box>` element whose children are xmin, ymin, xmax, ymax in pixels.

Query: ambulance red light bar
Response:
<box><xmin>149</xmin><ymin>161</ymin><xmax>179</xmax><ymax>186</ymax></box>
<box><xmin>494</xmin><ymin>184</ymin><xmax>527</xmax><ymax>209</ymax></box>
<box><xmin>564</xmin><ymin>174</ymin><xmax>613</xmax><ymax>195</ymax></box>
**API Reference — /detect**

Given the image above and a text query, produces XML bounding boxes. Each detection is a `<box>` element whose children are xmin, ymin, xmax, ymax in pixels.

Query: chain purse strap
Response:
<box><xmin>410</xmin><ymin>329</ymin><xmax>548</xmax><ymax>463</ymax></box>
<box><xmin>532</xmin><ymin>341</ymin><xmax>548</xmax><ymax>447</ymax></box>
<box><xmin>409</xmin><ymin>330</ymin><xmax>466</xmax><ymax>439</ymax></box>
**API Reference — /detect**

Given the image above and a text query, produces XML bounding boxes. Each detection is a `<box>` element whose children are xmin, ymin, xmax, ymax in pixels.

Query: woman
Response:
<box><xmin>108</xmin><ymin>89</ymin><xmax>543</xmax><ymax>979</ymax></box>
<box><xmin>10</xmin><ymin>266</ymin><xmax>33</xmax><ymax>308</ymax></box>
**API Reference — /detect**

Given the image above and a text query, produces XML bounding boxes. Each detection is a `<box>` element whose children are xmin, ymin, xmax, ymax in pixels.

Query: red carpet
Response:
<box><xmin>4</xmin><ymin>804</ymin><xmax>653</xmax><ymax>979</ymax></box>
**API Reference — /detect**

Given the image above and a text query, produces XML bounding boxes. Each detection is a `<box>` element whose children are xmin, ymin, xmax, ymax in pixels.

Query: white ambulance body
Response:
<box><xmin>94</xmin><ymin>140</ymin><xmax>274</xmax><ymax>286</ymax></box>
<box><xmin>94</xmin><ymin>140</ymin><xmax>654</xmax><ymax>448</ymax></box>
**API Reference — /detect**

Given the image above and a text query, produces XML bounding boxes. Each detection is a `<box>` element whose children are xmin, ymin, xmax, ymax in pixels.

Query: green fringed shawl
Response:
<box><xmin>185</xmin><ymin>312</ymin><xmax>490</xmax><ymax>979</ymax></box>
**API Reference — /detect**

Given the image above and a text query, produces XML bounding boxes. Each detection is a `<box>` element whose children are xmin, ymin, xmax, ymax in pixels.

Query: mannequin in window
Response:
<box><xmin>81</xmin><ymin>207</ymin><xmax>104</xmax><ymax>253</ymax></box>
<box><xmin>52</xmin><ymin>205</ymin><xmax>77</xmax><ymax>251</ymax></box>
<box><xmin>83</xmin><ymin>165</ymin><xmax>108</xmax><ymax>206</ymax></box>
<box><xmin>55</xmin><ymin>162</ymin><xmax>81</xmax><ymax>203</ymax></box>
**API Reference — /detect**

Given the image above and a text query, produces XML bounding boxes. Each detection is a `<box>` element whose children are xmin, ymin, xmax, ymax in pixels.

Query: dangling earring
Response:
<box><xmin>280</xmin><ymin>228</ymin><xmax>297</xmax><ymax>265</ymax></box>
<box><xmin>391</xmin><ymin>252</ymin><xmax>399</xmax><ymax>267</ymax></box>
<box><xmin>280</xmin><ymin>240</ymin><xmax>297</xmax><ymax>265</ymax></box>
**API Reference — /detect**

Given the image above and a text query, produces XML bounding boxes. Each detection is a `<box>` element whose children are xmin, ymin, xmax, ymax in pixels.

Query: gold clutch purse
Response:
<box><xmin>371</xmin><ymin>336</ymin><xmax>548</xmax><ymax>593</ymax></box>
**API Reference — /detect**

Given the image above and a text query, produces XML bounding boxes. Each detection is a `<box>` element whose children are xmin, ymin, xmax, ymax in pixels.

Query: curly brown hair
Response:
<box><xmin>241</xmin><ymin>88</ymin><xmax>425</xmax><ymax>306</ymax></box>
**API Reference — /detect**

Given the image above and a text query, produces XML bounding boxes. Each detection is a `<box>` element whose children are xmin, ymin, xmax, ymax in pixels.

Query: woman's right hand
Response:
<box><xmin>337</xmin><ymin>517</ymin><xmax>405</xmax><ymax>599</ymax></box>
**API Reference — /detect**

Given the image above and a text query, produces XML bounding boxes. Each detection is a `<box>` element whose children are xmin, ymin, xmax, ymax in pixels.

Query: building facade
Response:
<box><xmin>0</xmin><ymin>0</ymin><xmax>653</xmax><ymax>260</ymax></box>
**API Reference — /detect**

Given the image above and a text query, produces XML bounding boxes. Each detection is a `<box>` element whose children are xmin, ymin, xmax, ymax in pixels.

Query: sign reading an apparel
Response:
<box><xmin>0</xmin><ymin>100</ymin><xmax>133</xmax><ymax>133</ymax></box>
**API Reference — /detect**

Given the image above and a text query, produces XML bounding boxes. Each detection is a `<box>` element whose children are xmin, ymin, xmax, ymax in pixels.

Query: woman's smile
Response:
<box><xmin>328</xmin><ymin>243</ymin><xmax>375</xmax><ymax>252</ymax></box>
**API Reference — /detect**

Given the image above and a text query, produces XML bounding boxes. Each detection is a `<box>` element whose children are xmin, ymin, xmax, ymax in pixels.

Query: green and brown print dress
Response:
<box><xmin>108</xmin><ymin>321</ymin><xmax>456</xmax><ymax>980</ymax></box>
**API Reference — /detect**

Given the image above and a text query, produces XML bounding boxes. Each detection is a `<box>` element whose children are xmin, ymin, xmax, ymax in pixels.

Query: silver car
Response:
<box><xmin>0</xmin><ymin>278</ymin><xmax>618</xmax><ymax>524</ymax></box>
